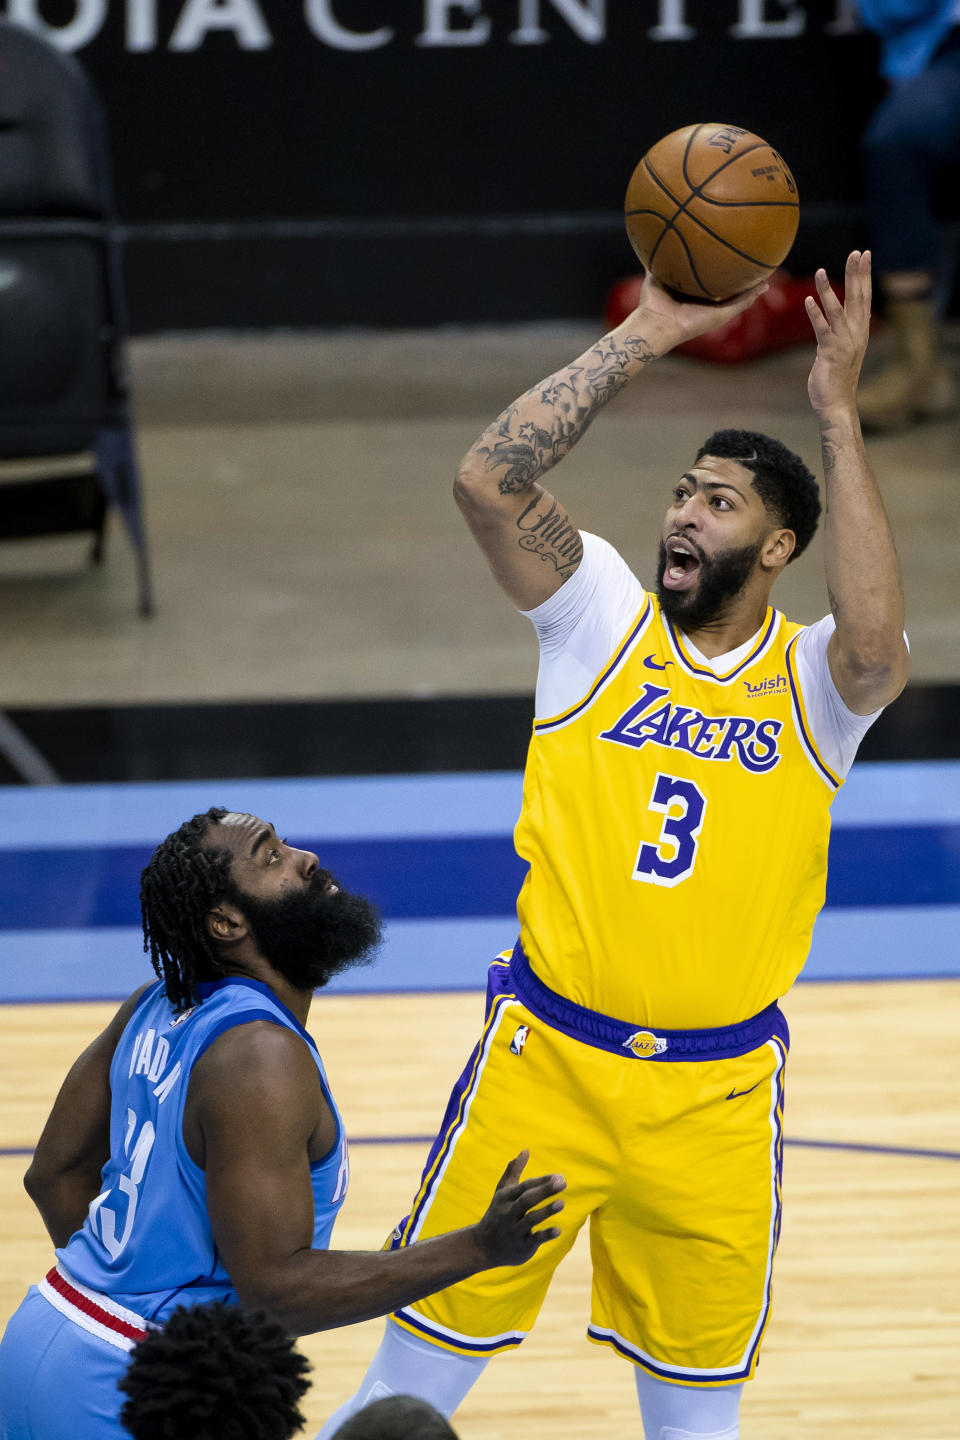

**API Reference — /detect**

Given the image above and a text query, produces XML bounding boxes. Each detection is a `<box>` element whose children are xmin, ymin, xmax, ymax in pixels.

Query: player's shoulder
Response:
<box><xmin>561</xmin><ymin>531</ymin><xmax>644</xmax><ymax>612</ymax></box>
<box><xmin>190</xmin><ymin>1017</ymin><xmax>320</xmax><ymax>1114</ymax></box>
<box><xmin>784</xmin><ymin>612</ymin><xmax>833</xmax><ymax>657</ymax></box>
<box><xmin>184</xmin><ymin>1020</ymin><xmax>325</xmax><ymax>1167</ymax></box>
<box><xmin>580</xmin><ymin>530</ymin><xmax>641</xmax><ymax>580</ymax></box>
<box><xmin>203</xmin><ymin>1007</ymin><xmax>312</xmax><ymax>1059</ymax></box>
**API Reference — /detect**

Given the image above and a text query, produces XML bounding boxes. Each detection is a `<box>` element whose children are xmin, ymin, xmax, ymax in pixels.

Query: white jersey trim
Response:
<box><xmin>663</xmin><ymin>606</ymin><xmax>783</xmax><ymax>684</ymax></box>
<box><xmin>394</xmin><ymin>1306</ymin><xmax>531</xmax><ymax>1349</ymax></box>
<box><xmin>39</xmin><ymin>1262</ymin><xmax>151</xmax><ymax>1353</ymax></box>
<box><xmin>533</xmin><ymin>599</ymin><xmax>654</xmax><ymax>734</ymax></box>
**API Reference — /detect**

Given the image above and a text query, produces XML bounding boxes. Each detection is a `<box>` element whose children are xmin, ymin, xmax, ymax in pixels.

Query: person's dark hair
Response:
<box><xmin>695</xmin><ymin>429</ymin><xmax>821</xmax><ymax>561</ymax></box>
<box><xmin>332</xmin><ymin>1395</ymin><xmax>459</xmax><ymax>1440</ymax></box>
<box><xmin>140</xmin><ymin>807</ymin><xmax>233</xmax><ymax>1012</ymax></box>
<box><xmin>118</xmin><ymin>1301</ymin><xmax>311</xmax><ymax>1440</ymax></box>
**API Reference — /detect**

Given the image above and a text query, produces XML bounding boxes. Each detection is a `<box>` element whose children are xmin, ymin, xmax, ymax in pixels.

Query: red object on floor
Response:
<box><xmin>603</xmin><ymin>271</ymin><xmax>846</xmax><ymax>363</ymax></box>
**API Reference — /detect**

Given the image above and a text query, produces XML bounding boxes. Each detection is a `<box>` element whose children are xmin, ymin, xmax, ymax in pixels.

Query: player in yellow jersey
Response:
<box><xmin>317</xmin><ymin>253</ymin><xmax>909</xmax><ymax>1440</ymax></box>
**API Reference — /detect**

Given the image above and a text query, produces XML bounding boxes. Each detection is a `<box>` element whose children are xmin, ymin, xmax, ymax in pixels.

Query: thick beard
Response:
<box><xmin>238</xmin><ymin>871</ymin><xmax>383</xmax><ymax>992</ymax></box>
<box><xmin>656</xmin><ymin>536</ymin><xmax>764</xmax><ymax>632</ymax></box>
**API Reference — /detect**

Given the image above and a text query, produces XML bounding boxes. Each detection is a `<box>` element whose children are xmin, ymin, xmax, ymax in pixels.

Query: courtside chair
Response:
<box><xmin>0</xmin><ymin>17</ymin><xmax>153</xmax><ymax>615</ymax></box>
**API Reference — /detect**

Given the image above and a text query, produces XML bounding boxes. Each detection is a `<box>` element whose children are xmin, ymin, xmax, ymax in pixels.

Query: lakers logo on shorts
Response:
<box><xmin>623</xmin><ymin>1030</ymin><xmax>668</xmax><ymax>1058</ymax></box>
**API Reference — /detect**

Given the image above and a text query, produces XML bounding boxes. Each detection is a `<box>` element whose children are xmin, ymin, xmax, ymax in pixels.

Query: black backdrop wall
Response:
<box><xmin>2</xmin><ymin>1</ymin><xmax>886</xmax><ymax>330</ymax></box>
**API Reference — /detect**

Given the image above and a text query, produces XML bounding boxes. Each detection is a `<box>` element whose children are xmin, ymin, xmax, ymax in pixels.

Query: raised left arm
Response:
<box><xmin>805</xmin><ymin>251</ymin><xmax>910</xmax><ymax>714</ymax></box>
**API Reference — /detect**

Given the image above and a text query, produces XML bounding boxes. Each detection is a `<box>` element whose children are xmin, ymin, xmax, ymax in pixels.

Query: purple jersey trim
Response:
<box><xmin>510</xmin><ymin>940</ymin><xmax>788</xmax><ymax>1060</ymax></box>
<box><xmin>587</xmin><ymin>1325</ymin><xmax>757</xmax><ymax>1383</ymax></box>
<box><xmin>393</xmin><ymin>1307</ymin><xmax>526</xmax><ymax>1353</ymax></box>
<box><xmin>665</xmin><ymin>607</ymin><xmax>780</xmax><ymax>683</ymax></box>
<box><xmin>533</xmin><ymin>599</ymin><xmax>653</xmax><ymax>733</ymax></box>
<box><xmin>784</xmin><ymin>632</ymin><xmax>842</xmax><ymax>789</ymax></box>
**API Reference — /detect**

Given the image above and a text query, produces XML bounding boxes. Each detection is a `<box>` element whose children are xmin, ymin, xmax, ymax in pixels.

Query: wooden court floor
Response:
<box><xmin>2</xmin><ymin>980</ymin><xmax>958</xmax><ymax>1438</ymax></box>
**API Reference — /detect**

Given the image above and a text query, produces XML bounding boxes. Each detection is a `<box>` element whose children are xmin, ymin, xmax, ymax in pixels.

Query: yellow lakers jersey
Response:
<box><xmin>514</xmin><ymin>594</ymin><xmax>842</xmax><ymax>1029</ymax></box>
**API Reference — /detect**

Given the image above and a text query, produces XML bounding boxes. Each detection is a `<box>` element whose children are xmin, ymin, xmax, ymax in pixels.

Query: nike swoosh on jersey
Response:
<box><xmin>726</xmin><ymin>1081</ymin><xmax>763</xmax><ymax>1100</ymax></box>
<box><xmin>643</xmin><ymin>655</ymin><xmax>673</xmax><ymax>670</ymax></box>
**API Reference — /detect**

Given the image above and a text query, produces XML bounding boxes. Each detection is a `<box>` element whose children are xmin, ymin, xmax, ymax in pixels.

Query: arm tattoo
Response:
<box><xmin>473</xmin><ymin>332</ymin><xmax>659</xmax><ymax>497</ymax></box>
<box><xmin>827</xmin><ymin>584</ymin><xmax>842</xmax><ymax>624</ymax></box>
<box><xmin>514</xmin><ymin>493</ymin><xmax>584</xmax><ymax>578</ymax></box>
<box><xmin>820</xmin><ymin>417</ymin><xmax>839</xmax><ymax>484</ymax></box>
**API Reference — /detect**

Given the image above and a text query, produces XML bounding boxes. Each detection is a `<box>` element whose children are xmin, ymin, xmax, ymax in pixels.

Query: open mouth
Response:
<box><xmin>662</xmin><ymin>537</ymin><xmax>702</xmax><ymax>592</ymax></box>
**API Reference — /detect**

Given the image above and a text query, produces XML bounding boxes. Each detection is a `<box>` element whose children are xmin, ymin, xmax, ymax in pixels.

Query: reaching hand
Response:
<box><xmin>633</xmin><ymin>270</ymin><xmax>769</xmax><ymax>345</ymax></box>
<box><xmin>473</xmin><ymin>1150</ymin><xmax>565</xmax><ymax>1267</ymax></box>
<box><xmin>806</xmin><ymin>250</ymin><xmax>872</xmax><ymax>416</ymax></box>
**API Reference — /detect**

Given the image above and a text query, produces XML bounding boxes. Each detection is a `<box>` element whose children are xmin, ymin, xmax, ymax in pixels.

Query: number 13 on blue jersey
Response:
<box><xmin>634</xmin><ymin>771</ymin><xmax>707</xmax><ymax>887</ymax></box>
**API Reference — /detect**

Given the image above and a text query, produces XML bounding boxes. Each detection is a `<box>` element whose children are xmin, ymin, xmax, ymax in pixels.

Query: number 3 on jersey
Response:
<box><xmin>634</xmin><ymin>771</ymin><xmax>707</xmax><ymax>887</ymax></box>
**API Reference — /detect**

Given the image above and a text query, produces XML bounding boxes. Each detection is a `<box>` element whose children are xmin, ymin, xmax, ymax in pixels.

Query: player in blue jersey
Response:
<box><xmin>0</xmin><ymin>807</ymin><xmax>564</xmax><ymax>1440</ymax></box>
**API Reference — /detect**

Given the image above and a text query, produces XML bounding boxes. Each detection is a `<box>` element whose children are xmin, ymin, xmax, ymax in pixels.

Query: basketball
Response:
<box><xmin>624</xmin><ymin>123</ymin><xmax>799</xmax><ymax>302</ymax></box>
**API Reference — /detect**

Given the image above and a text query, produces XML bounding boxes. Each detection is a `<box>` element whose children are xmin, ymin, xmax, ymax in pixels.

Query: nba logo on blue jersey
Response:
<box><xmin>510</xmin><ymin>1025</ymin><xmax>530</xmax><ymax>1056</ymax></box>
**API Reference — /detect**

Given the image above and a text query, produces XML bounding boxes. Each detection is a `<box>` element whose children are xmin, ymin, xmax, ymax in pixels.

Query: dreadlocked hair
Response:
<box><xmin>140</xmin><ymin>807</ymin><xmax>235</xmax><ymax>1013</ymax></box>
<box><xmin>118</xmin><ymin>1301</ymin><xmax>311</xmax><ymax>1440</ymax></box>
<box><xmin>696</xmin><ymin>429</ymin><xmax>821</xmax><ymax>561</ymax></box>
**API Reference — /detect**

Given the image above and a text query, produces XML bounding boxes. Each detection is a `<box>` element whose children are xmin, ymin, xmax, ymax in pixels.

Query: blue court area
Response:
<box><xmin>1</xmin><ymin>760</ymin><xmax>958</xmax><ymax>1003</ymax></box>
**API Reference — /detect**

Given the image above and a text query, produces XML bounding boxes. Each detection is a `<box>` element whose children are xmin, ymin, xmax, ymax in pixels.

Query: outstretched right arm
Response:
<box><xmin>194</xmin><ymin>1023</ymin><xmax>565</xmax><ymax>1337</ymax></box>
<box><xmin>454</xmin><ymin>275</ymin><xmax>768</xmax><ymax>610</ymax></box>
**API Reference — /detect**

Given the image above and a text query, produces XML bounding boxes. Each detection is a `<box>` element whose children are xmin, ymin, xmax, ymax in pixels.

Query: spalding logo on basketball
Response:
<box><xmin>624</xmin><ymin>123</ymin><xmax>799</xmax><ymax>302</ymax></box>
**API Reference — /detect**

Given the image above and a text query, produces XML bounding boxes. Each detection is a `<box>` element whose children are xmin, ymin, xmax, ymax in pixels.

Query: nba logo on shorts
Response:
<box><xmin>510</xmin><ymin>1024</ymin><xmax>530</xmax><ymax>1056</ymax></box>
<box><xmin>623</xmin><ymin>1029</ymin><xmax>668</xmax><ymax>1058</ymax></box>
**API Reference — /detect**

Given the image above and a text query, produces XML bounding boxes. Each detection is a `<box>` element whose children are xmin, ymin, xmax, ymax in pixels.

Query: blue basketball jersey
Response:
<box><xmin>57</xmin><ymin>976</ymin><xmax>348</xmax><ymax>1323</ymax></box>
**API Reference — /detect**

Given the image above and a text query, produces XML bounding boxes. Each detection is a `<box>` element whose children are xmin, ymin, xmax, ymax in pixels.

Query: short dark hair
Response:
<box><xmin>118</xmin><ymin>1301</ymin><xmax>311</xmax><ymax>1440</ymax></box>
<box><xmin>140</xmin><ymin>807</ymin><xmax>233</xmax><ymax>1012</ymax></box>
<box><xmin>695</xmin><ymin>428</ymin><xmax>821</xmax><ymax>561</ymax></box>
<box><xmin>332</xmin><ymin>1395</ymin><xmax>460</xmax><ymax>1440</ymax></box>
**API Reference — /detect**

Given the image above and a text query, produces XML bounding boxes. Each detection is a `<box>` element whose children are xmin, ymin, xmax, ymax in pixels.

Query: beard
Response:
<box><xmin>656</xmin><ymin>535</ymin><xmax>764</xmax><ymax>632</ymax></box>
<box><xmin>237</xmin><ymin>870</ymin><xmax>383</xmax><ymax>992</ymax></box>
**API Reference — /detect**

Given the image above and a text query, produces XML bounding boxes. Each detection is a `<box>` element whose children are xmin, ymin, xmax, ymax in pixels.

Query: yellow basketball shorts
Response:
<box><xmin>389</xmin><ymin>944</ymin><xmax>788</xmax><ymax>1385</ymax></box>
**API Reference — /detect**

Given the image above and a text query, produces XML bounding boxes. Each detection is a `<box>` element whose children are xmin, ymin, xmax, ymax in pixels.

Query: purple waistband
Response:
<box><xmin>505</xmin><ymin>940</ymin><xmax>787</xmax><ymax>1061</ymax></box>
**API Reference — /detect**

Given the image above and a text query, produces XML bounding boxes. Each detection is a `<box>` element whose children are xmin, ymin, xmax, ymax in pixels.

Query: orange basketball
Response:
<box><xmin>624</xmin><ymin>123</ymin><xmax>799</xmax><ymax>301</ymax></box>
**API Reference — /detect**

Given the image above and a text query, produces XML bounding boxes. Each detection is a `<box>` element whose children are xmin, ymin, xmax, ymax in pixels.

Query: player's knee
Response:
<box><xmin>358</xmin><ymin>1378</ymin><xmax>397</xmax><ymax>1407</ymax></box>
<box><xmin>362</xmin><ymin>1319</ymin><xmax>488</xmax><ymax>1417</ymax></box>
<box><xmin>635</xmin><ymin>1369</ymin><xmax>741</xmax><ymax>1440</ymax></box>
